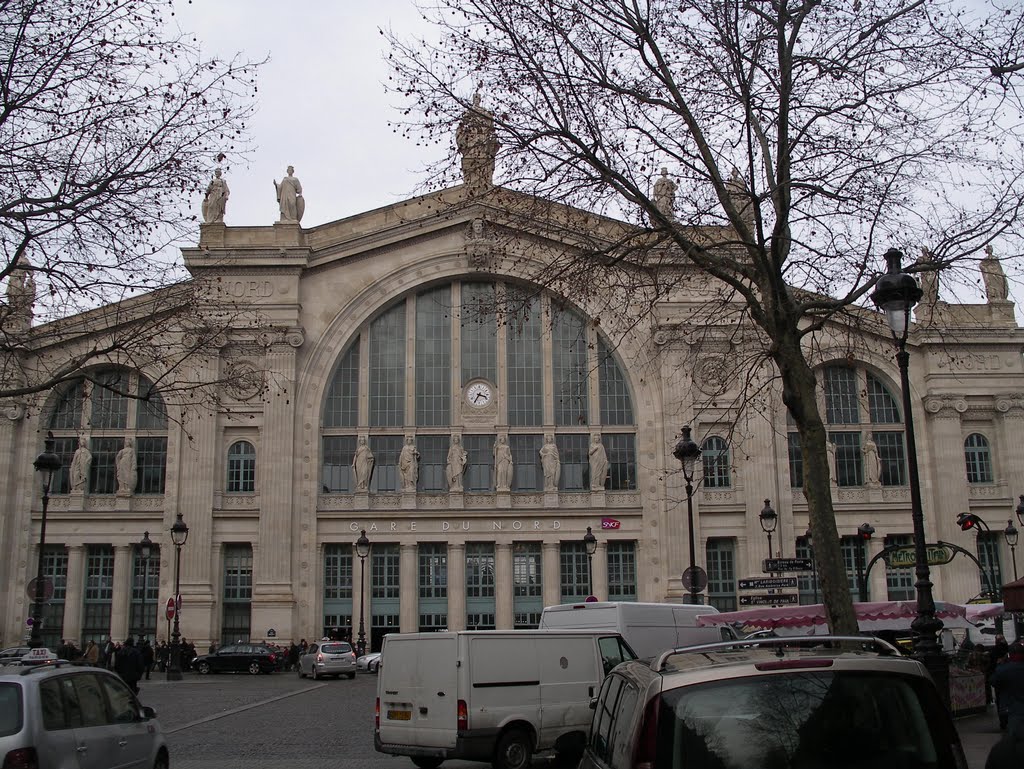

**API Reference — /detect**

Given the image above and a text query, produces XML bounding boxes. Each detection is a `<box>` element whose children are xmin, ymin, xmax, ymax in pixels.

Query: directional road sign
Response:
<box><xmin>738</xmin><ymin>577</ymin><xmax>798</xmax><ymax>591</ymax></box>
<box><xmin>740</xmin><ymin>594</ymin><xmax>800</xmax><ymax>606</ymax></box>
<box><xmin>763</xmin><ymin>557</ymin><xmax>814</xmax><ymax>573</ymax></box>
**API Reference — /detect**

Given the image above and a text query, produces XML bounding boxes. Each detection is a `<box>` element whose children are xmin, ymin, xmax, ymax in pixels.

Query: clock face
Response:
<box><xmin>465</xmin><ymin>381</ymin><xmax>493</xmax><ymax>408</ymax></box>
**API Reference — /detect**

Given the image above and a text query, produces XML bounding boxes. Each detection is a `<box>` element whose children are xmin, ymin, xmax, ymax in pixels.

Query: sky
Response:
<box><xmin>172</xmin><ymin>0</ymin><xmax>443</xmax><ymax>231</ymax></box>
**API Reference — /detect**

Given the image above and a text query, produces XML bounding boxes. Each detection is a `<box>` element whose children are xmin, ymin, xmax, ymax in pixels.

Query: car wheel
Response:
<box><xmin>297</xmin><ymin>666</ymin><xmax>305</xmax><ymax>679</ymax></box>
<box><xmin>411</xmin><ymin>758</ymin><xmax>443</xmax><ymax>769</ymax></box>
<box><xmin>197</xmin><ymin>661</ymin><xmax>211</xmax><ymax>675</ymax></box>
<box><xmin>494</xmin><ymin>728</ymin><xmax>531</xmax><ymax>769</ymax></box>
<box><xmin>311</xmin><ymin>666</ymin><xmax>319</xmax><ymax>680</ymax></box>
<box><xmin>153</xmin><ymin>750</ymin><xmax>170</xmax><ymax>769</ymax></box>
<box><xmin>347</xmin><ymin>671</ymin><xmax>356</xmax><ymax>680</ymax></box>
<box><xmin>248</xmin><ymin>661</ymin><xmax>261</xmax><ymax>675</ymax></box>
<box><xmin>371</xmin><ymin>659</ymin><xmax>380</xmax><ymax>673</ymax></box>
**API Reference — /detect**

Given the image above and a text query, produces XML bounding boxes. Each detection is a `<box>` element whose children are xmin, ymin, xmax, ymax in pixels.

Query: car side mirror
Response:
<box><xmin>589</xmin><ymin>697</ymin><xmax>598</xmax><ymax>710</ymax></box>
<box><xmin>142</xmin><ymin>706</ymin><xmax>157</xmax><ymax>719</ymax></box>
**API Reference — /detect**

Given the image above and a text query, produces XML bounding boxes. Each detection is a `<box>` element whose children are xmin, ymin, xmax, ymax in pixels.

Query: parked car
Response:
<box><xmin>191</xmin><ymin>643</ymin><xmax>278</xmax><ymax>675</ymax></box>
<box><xmin>0</xmin><ymin>647</ymin><xmax>31</xmax><ymax>667</ymax></box>
<box><xmin>0</xmin><ymin>662</ymin><xmax>169</xmax><ymax>769</ymax></box>
<box><xmin>298</xmin><ymin>640</ymin><xmax>356</xmax><ymax>680</ymax></box>
<box><xmin>578</xmin><ymin>635</ymin><xmax>967</xmax><ymax>769</ymax></box>
<box><xmin>356</xmin><ymin>651</ymin><xmax>381</xmax><ymax>673</ymax></box>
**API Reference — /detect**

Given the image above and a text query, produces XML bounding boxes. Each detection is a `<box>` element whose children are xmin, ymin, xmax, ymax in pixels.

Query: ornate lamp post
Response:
<box><xmin>583</xmin><ymin>526</ymin><xmax>598</xmax><ymax>597</ymax></box>
<box><xmin>806</xmin><ymin>527</ymin><xmax>819</xmax><ymax>603</ymax></box>
<box><xmin>355</xmin><ymin>529</ymin><xmax>370</xmax><ymax>657</ymax></box>
<box><xmin>1006</xmin><ymin>520</ymin><xmax>1019</xmax><ymax>582</ymax></box>
<box><xmin>166</xmin><ymin>513</ymin><xmax>189</xmax><ymax>681</ymax></box>
<box><xmin>673</xmin><ymin>426</ymin><xmax>703</xmax><ymax>604</ymax></box>
<box><xmin>29</xmin><ymin>433</ymin><xmax>62</xmax><ymax>649</ymax></box>
<box><xmin>855</xmin><ymin>523</ymin><xmax>875</xmax><ymax>602</ymax></box>
<box><xmin>759</xmin><ymin>499</ymin><xmax>778</xmax><ymax>566</ymax></box>
<box><xmin>871</xmin><ymin>247</ymin><xmax>947</xmax><ymax>702</ymax></box>
<box><xmin>137</xmin><ymin>531</ymin><xmax>153</xmax><ymax>642</ymax></box>
<box><xmin>956</xmin><ymin>512</ymin><xmax>1000</xmax><ymax>600</ymax></box>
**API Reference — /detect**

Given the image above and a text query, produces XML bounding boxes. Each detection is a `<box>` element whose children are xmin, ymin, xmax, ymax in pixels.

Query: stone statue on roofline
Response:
<box><xmin>202</xmin><ymin>168</ymin><xmax>229</xmax><ymax>223</ymax></box>
<box><xmin>652</xmin><ymin>168</ymin><xmax>676</xmax><ymax>221</ymax></box>
<box><xmin>456</xmin><ymin>90</ymin><xmax>499</xmax><ymax>193</ymax></box>
<box><xmin>274</xmin><ymin>165</ymin><xmax>304</xmax><ymax>223</ymax></box>
<box><xmin>980</xmin><ymin>244</ymin><xmax>1009</xmax><ymax>302</ymax></box>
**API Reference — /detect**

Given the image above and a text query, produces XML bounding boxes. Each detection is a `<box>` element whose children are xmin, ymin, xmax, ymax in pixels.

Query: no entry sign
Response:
<box><xmin>165</xmin><ymin>597</ymin><xmax>176</xmax><ymax>621</ymax></box>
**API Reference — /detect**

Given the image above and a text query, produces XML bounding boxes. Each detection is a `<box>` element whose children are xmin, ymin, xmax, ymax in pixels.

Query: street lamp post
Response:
<box><xmin>1006</xmin><ymin>520</ymin><xmax>1019</xmax><ymax>582</ymax></box>
<box><xmin>855</xmin><ymin>523</ymin><xmax>875</xmax><ymax>602</ymax></box>
<box><xmin>29</xmin><ymin>433</ymin><xmax>62</xmax><ymax>649</ymax></box>
<box><xmin>355</xmin><ymin>530</ymin><xmax>370</xmax><ymax>657</ymax></box>
<box><xmin>806</xmin><ymin>527</ymin><xmax>819</xmax><ymax>603</ymax></box>
<box><xmin>871</xmin><ymin>247</ymin><xmax>948</xmax><ymax>702</ymax></box>
<box><xmin>137</xmin><ymin>531</ymin><xmax>153</xmax><ymax>642</ymax></box>
<box><xmin>673</xmin><ymin>426</ymin><xmax>703</xmax><ymax>604</ymax></box>
<box><xmin>759</xmin><ymin>500</ymin><xmax>778</xmax><ymax>569</ymax></box>
<box><xmin>583</xmin><ymin>526</ymin><xmax>598</xmax><ymax>597</ymax></box>
<box><xmin>166</xmin><ymin>513</ymin><xmax>189</xmax><ymax>681</ymax></box>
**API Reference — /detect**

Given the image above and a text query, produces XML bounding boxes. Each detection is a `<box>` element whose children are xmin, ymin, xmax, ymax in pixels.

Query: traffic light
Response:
<box><xmin>956</xmin><ymin>512</ymin><xmax>983</xmax><ymax>531</ymax></box>
<box><xmin>857</xmin><ymin>523</ymin><xmax>875</xmax><ymax>540</ymax></box>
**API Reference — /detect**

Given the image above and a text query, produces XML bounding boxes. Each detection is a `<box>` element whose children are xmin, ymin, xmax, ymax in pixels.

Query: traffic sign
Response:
<box><xmin>681</xmin><ymin>566</ymin><xmax>708</xmax><ymax>592</ymax></box>
<box><xmin>165</xmin><ymin>597</ymin><xmax>176</xmax><ymax>621</ymax></box>
<box><xmin>739</xmin><ymin>577</ymin><xmax>798</xmax><ymax>591</ymax></box>
<box><xmin>763</xmin><ymin>557</ymin><xmax>813</xmax><ymax>573</ymax></box>
<box><xmin>740</xmin><ymin>594</ymin><xmax>800</xmax><ymax>606</ymax></box>
<box><xmin>26</xmin><ymin>577</ymin><xmax>54</xmax><ymax>601</ymax></box>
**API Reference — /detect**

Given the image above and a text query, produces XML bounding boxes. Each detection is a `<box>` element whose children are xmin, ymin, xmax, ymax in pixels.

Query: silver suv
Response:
<box><xmin>0</xmin><ymin>662</ymin><xmax>169</xmax><ymax>769</ymax></box>
<box><xmin>580</xmin><ymin>636</ymin><xmax>966</xmax><ymax>769</ymax></box>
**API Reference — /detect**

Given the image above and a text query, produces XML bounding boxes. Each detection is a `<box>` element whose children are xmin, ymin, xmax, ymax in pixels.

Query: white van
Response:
<box><xmin>539</xmin><ymin>601</ymin><xmax>735</xmax><ymax>658</ymax></box>
<box><xmin>374</xmin><ymin>629</ymin><xmax>635</xmax><ymax>769</ymax></box>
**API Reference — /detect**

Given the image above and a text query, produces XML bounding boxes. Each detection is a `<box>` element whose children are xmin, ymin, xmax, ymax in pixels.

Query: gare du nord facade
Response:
<box><xmin>2</xmin><ymin>113</ymin><xmax>1024</xmax><ymax>653</ymax></box>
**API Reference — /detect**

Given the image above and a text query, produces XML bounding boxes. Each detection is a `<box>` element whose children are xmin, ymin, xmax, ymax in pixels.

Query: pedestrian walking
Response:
<box><xmin>991</xmin><ymin>640</ymin><xmax>1024</xmax><ymax>736</ymax></box>
<box><xmin>114</xmin><ymin>636</ymin><xmax>145</xmax><ymax>695</ymax></box>
<box><xmin>84</xmin><ymin>640</ymin><xmax>99</xmax><ymax>666</ymax></box>
<box><xmin>140</xmin><ymin>638</ymin><xmax>154</xmax><ymax>680</ymax></box>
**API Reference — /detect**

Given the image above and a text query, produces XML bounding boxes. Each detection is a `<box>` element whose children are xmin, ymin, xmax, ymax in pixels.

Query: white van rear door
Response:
<box><xmin>537</xmin><ymin>636</ymin><xmax>601</xmax><ymax>749</ymax></box>
<box><xmin>378</xmin><ymin>635</ymin><xmax>458</xmax><ymax>749</ymax></box>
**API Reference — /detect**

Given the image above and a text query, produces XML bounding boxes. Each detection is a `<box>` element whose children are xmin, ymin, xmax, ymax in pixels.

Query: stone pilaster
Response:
<box><xmin>996</xmin><ymin>396</ymin><xmax>1024</xmax><ymax>485</ymax></box>
<box><xmin>110</xmin><ymin>546</ymin><xmax>132</xmax><ymax>641</ymax></box>
<box><xmin>61</xmin><ymin>546</ymin><xmax>85</xmax><ymax>643</ymax></box>
<box><xmin>592</xmin><ymin>541</ymin><xmax>608</xmax><ymax>600</ymax></box>
<box><xmin>543</xmin><ymin>542</ymin><xmax>561</xmax><ymax>606</ymax></box>
<box><xmin>495</xmin><ymin>543</ymin><xmax>513</xmax><ymax>629</ymax></box>
<box><xmin>447</xmin><ymin>543</ymin><xmax>466</xmax><ymax>631</ymax></box>
<box><xmin>399</xmin><ymin>543</ymin><xmax>418</xmax><ymax>633</ymax></box>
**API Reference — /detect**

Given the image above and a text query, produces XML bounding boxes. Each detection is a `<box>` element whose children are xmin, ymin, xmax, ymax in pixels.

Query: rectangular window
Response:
<box><xmin>604</xmin><ymin>434</ymin><xmax>636</xmax><ymax>491</ymax></box>
<box><xmin>706</xmin><ymin>538</ymin><xmax>737</xmax><ymax>611</ymax></box>
<box><xmin>552</xmin><ymin>310</ymin><xmax>589</xmax><ymax>426</ymax></box>
<box><xmin>560</xmin><ymin>542</ymin><xmax>590</xmax><ymax>600</ymax></box>
<box><xmin>466</xmin><ymin>543</ymin><xmax>495</xmax><ymax>598</ymax></box>
<box><xmin>598</xmin><ymin>339</ymin><xmax>633</xmax><ymax>426</ymax></box>
<box><xmin>795</xmin><ymin>538</ymin><xmax>819</xmax><ymax>605</ymax></box>
<box><xmin>324</xmin><ymin>344</ymin><xmax>360</xmax><ymax>427</ymax></box>
<box><xmin>556</xmin><ymin>433</ymin><xmax>589</xmax><ymax>491</ymax></box>
<box><xmin>82</xmin><ymin>545</ymin><xmax>114</xmax><ymax>642</ymax></box>
<box><xmin>978</xmin><ymin>532</ymin><xmax>1003</xmax><ymax>600</ymax></box>
<box><xmin>418</xmin><ymin>543</ymin><xmax>447</xmax><ymax>599</ymax></box>
<box><xmin>52</xmin><ymin>436</ymin><xmax>78</xmax><ymax>494</ymax></box>
<box><xmin>884</xmin><ymin>534</ymin><xmax>915</xmax><ymax>601</ymax></box>
<box><xmin>867</xmin><ymin>375</ymin><xmax>901</xmax><ymax>423</ymax></box>
<box><xmin>91</xmin><ymin>372</ymin><xmax>129</xmax><ymax>429</ymax></box>
<box><xmin>322</xmin><ymin>436</ymin><xmax>357</xmax><ymax>493</ymax></box>
<box><xmin>466</xmin><ymin>612</ymin><xmax>495</xmax><ymax>629</ymax></box>
<box><xmin>461</xmin><ymin>282</ymin><xmax>497</xmax><ymax>386</ymax></box>
<box><xmin>416</xmin><ymin>285</ymin><xmax>452</xmax><ymax>426</ymax></box>
<box><xmin>221</xmin><ymin>544</ymin><xmax>253</xmax><ymax>643</ymax></box>
<box><xmin>130</xmin><ymin>549</ymin><xmax>160</xmax><ymax>640</ymax></box>
<box><xmin>136</xmin><ymin>437</ymin><xmax>166</xmax><ymax>494</ymax></box>
<box><xmin>513</xmin><ymin>543</ymin><xmax>543</xmax><ymax>597</ymax></box>
<box><xmin>514</xmin><ymin>612</ymin><xmax>541</xmax><ymax>629</ymax></box>
<box><xmin>510</xmin><ymin>434</ymin><xmax>543</xmax><ymax>491</ymax></box>
<box><xmin>418</xmin><ymin>613</ymin><xmax>447</xmax><ymax>632</ymax></box>
<box><xmin>89</xmin><ymin>437</ymin><xmax>121</xmax><ymax>494</ymax></box>
<box><xmin>41</xmin><ymin>546</ymin><xmax>68</xmax><ymax>648</ymax></box>
<box><xmin>839</xmin><ymin>536</ymin><xmax>861</xmax><ymax>597</ymax></box>
<box><xmin>369</xmin><ymin>303</ymin><xmax>406</xmax><ymax>427</ymax></box>
<box><xmin>829</xmin><ymin>431</ymin><xmax>863</xmax><ymax>487</ymax></box>
<box><xmin>506</xmin><ymin>293</ymin><xmax>543</xmax><ymax>426</ymax></box>
<box><xmin>607</xmin><ymin>542</ymin><xmax>637</xmax><ymax>600</ymax></box>
<box><xmin>463</xmin><ymin>435</ymin><xmax>495</xmax><ymax>492</ymax></box>
<box><xmin>788</xmin><ymin>432</ymin><xmax>804</xmax><ymax>488</ymax></box>
<box><xmin>372</xmin><ymin>544</ymin><xmax>400</xmax><ymax>599</ymax></box>
<box><xmin>416</xmin><ymin>435</ymin><xmax>449</xmax><ymax>493</ymax></box>
<box><xmin>824</xmin><ymin>366</ymin><xmax>860</xmax><ymax>424</ymax></box>
<box><xmin>226</xmin><ymin>445</ymin><xmax>256</xmax><ymax>493</ymax></box>
<box><xmin>874</xmin><ymin>431</ymin><xmax>907</xmax><ymax>486</ymax></box>
<box><xmin>369</xmin><ymin>436</ymin><xmax>403</xmax><ymax>493</ymax></box>
<box><xmin>324</xmin><ymin>545</ymin><xmax>353</xmax><ymax>600</ymax></box>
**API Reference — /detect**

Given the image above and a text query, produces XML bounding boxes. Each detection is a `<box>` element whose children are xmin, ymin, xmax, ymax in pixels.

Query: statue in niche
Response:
<box><xmin>274</xmin><ymin>165</ymin><xmax>305</xmax><ymax>223</ymax></box>
<box><xmin>980</xmin><ymin>244</ymin><xmax>1008</xmax><ymax>302</ymax></box>
<box><xmin>116</xmin><ymin>438</ymin><xmax>137</xmax><ymax>496</ymax></box>
<box><xmin>447</xmin><ymin>435</ymin><xmax>468</xmax><ymax>492</ymax></box>
<box><xmin>494</xmin><ymin>435</ymin><xmax>513</xmax><ymax>491</ymax></box>
<box><xmin>826</xmin><ymin>440</ymin><xmax>838</xmax><ymax>488</ymax></box>
<box><xmin>862</xmin><ymin>437</ymin><xmax>881</xmax><ymax>487</ymax></box>
<box><xmin>540</xmin><ymin>435</ymin><xmax>560</xmax><ymax>492</ymax></box>
<box><xmin>589</xmin><ymin>434</ymin><xmax>609</xmax><ymax>491</ymax></box>
<box><xmin>352</xmin><ymin>436</ymin><xmax>374</xmax><ymax>491</ymax></box>
<box><xmin>70</xmin><ymin>438</ymin><xmax>92</xmax><ymax>492</ymax></box>
<box><xmin>456</xmin><ymin>91</ymin><xmax>499</xmax><ymax>192</ymax></box>
<box><xmin>202</xmin><ymin>168</ymin><xmax>229</xmax><ymax>223</ymax></box>
<box><xmin>399</xmin><ymin>436</ymin><xmax>420</xmax><ymax>492</ymax></box>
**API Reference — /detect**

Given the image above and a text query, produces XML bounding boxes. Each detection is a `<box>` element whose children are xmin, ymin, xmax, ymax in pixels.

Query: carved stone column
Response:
<box><xmin>495</xmin><ymin>543</ymin><xmax>513</xmax><ymax>629</ymax></box>
<box><xmin>592</xmin><ymin>541</ymin><xmax>609</xmax><ymax>601</ymax></box>
<box><xmin>543</xmin><ymin>542</ymin><xmax>561</xmax><ymax>607</ymax></box>
<box><xmin>399</xmin><ymin>543</ymin><xmax>418</xmax><ymax>633</ymax></box>
<box><xmin>447</xmin><ymin>543</ymin><xmax>466</xmax><ymax>631</ymax></box>
<box><xmin>110</xmin><ymin>546</ymin><xmax>132</xmax><ymax>641</ymax></box>
<box><xmin>61</xmin><ymin>546</ymin><xmax>86</xmax><ymax>644</ymax></box>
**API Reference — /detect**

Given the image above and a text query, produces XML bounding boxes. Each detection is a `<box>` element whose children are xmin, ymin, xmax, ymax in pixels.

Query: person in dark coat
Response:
<box><xmin>992</xmin><ymin>641</ymin><xmax>1024</xmax><ymax>737</ymax></box>
<box><xmin>139</xmin><ymin>639</ymin><xmax>154</xmax><ymax>680</ymax></box>
<box><xmin>114</xmin><ymin>636</ymin><xmax>145</xmax><ymax>694</ymax></box>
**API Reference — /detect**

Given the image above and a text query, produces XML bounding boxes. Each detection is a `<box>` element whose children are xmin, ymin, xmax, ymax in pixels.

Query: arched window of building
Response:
<box><xmin>964</xmin><ymin>433</ymin><xmax>994</xmax><ymax>484</ymax></box>
<box><xmin>319</xmin><ymin>280</ymin><xmax>637</xmax><ymax>494</ymax></box>
<box><xmin>47</xmin><ymin>369</ymin><xmax>168</xmax><ymax>495</ymax></box>
<box><xmin>788</xmin><ymin>364</ymin><xmax>906</xmax><ymax>488</ymax></box>
<box><xmin>226</xmin><ymin>441</ymin><xmax>256</xmax><ymax>493</ymax></box>
<box><xmin>701</xmin><ymin>436</ymin><xmax>731</xmax><ymax>488</ymax></box>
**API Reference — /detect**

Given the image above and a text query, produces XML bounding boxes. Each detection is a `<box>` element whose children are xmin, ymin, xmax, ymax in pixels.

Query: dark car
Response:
<box><xmin>191</xmin><ymin>643</ymin><xmax>277</xmax><ymax>675</ymax></box>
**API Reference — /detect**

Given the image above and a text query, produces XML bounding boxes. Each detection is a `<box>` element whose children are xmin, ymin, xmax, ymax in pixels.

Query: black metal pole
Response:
<box><xmin>587</xmin><ymin>552</ymin><xmax>594</xmax><ymax>596</ymax></box>
<box><xmin>686</xmin><ymin>478</ymin><xmax>698</xmax><ymax>604</ymax></box>
<box><xmin>357</xmin><ymin>554</ymin><xmax>367</xmax><ymax>657</ymax></box>
<box><xmin>168</xmin><ymin>542</ymin><xmax>183</xmax><ymax>681</ymax></box>
<box><xmin>28</xmin><ymin>479</ymin><xmax>52</xmax><ymax>649</ymax></box>
<box><xmin>811</xmin><ymin>550</ymin><xmax>819</xmax><ymax>603</ymax></box>
<box><xmin>897</xmin><ymin>344</ymin><xmax>948</xmax><ymax>702</ymax></box>
<box><xmin>140</xmin><ymin>558</ymin><xmax>148</xmax><ymax>641</ymax></box>
<box><xmin>856</xmin><ymin>541</ymin><xmax>867</xmax><ymax>602</ymax></box>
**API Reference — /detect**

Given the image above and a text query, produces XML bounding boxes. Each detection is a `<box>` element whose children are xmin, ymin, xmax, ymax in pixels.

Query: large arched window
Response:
<box><xmin>964</xmin><ymin>433</ymin><xmax>993</xmax><ymax>484</ymax></box>
<box><xmin>48</xmin><ymin>369</ymin><xmax>168</xmax><ymax>494</ymax></box>
<box><xmin>226</xmin><ymin>441</ymin><xmax>256</xmax><ymax>493</ymax></box>
<box><xmin>701</xmin><ymin>436</ymin><xmax>731</xmax><ymax>488</ymax></box>
<box><xmin>320</xmin><ymin>281</ymin><xmax>637</xmax><ymax>494</ymax></box>
<box><xmin>788</xmin><ymin>364</ymin><xmax>906</xmax><ymax>488</ymax></box>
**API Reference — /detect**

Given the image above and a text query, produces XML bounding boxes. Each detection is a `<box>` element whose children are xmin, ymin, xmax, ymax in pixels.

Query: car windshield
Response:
<box><xmin>320</xmin><ymin>643</ymin><xmax>351</xmax><ymax>654</ymax></box>
<box><xmin>0</xmin><ymin>683</ymin><xmax>23</xmax><ymax>737</ymax></box>
<box><xmin>655</xmin><ymin>671</ymin><xmax>957</xmax><ymax>769</ymax></box>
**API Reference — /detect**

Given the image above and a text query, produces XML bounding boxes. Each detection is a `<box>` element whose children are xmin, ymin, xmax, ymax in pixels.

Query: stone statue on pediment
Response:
<box><xmin>653</xmin><ymin>168</ymin><xmax>676</xmax><ymax>220</ymax></box>
<box><xmin>456</xmin><ymin>91</ymin><xmax>499</xmax><ymax>193</ymax></box>
<box><xmin>980</xmin><ymin>244</ymin><xmax>1008</xmax><ymax>302</ymax></box>
<box><xmin>274</xmin><ymin>166</ymin><xmax>304</xmax><ymax>223</ymax></box>
<box><xmin>918</xmin><ymin>247</ymin><xmax>939</xmax><ymax>307</ymax></box>
<box><xmin>202</xmin><ymin>168</ymin><xmax>229</xmax><ymax>223</ymax></box>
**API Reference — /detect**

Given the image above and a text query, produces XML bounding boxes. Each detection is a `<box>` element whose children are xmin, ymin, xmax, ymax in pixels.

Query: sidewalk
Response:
<box><xmin>956</xmin><ymin>706</ymin><xmax>1003</xmax><ymax>769</ymax></box>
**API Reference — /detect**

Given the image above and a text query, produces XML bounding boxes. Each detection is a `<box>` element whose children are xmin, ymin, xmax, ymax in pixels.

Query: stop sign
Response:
<box><xmin>165</xmin><ymin>597</ymin><xmax>176</xmax><ymax>621</ymax></box>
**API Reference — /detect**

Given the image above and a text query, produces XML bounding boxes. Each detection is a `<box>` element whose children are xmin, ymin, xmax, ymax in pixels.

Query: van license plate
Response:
<box><xmin>387</xmin><ymin>709</ymin><xmax>411</xmax><ymax>721</ymax></box>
